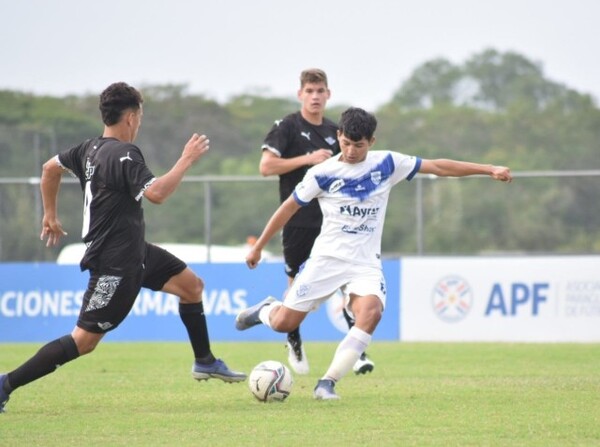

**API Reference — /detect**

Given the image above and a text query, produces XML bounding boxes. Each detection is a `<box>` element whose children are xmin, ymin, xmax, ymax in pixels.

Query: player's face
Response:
<box><xmin>338</xmin><ymin>132</ymin><xmax>375</xmax><ymax>164</ymax></box>
<box><xmin>298</xmin><ymin>82</ymin><xmax>330</xmax><ymax>116</ymax></box>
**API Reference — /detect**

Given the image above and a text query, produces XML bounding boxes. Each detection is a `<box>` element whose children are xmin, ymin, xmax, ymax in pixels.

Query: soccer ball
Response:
<box><xmin>248</xmin><ymin>360</ymin><xmax>293</xmax><ymax>402</ymax></box>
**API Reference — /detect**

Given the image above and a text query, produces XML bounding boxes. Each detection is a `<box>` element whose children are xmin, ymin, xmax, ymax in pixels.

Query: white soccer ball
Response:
<box><xmin>248</xmin><ymin>360</ymin><xmax>293</xmax><ymax>402</ymax></box>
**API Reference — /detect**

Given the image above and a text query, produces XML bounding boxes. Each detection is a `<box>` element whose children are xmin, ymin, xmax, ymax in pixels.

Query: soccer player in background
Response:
<box><xmin>237</xmin><ymin>107</ymin><xmax>512</xmax><ymax>400</ymax></box>
<box><xmin>0</xmin><ymin>82</ymin><xmax>245</xmax><ymax>414</ymax></box>
<box><xmin>258</xmin><ymin>68</ymin><xmax>375</xmax><ymax>375</ymax></box>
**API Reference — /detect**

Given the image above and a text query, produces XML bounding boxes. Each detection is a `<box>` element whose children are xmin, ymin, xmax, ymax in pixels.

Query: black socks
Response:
<box><xmin>179</xmin><ymin>302</ymin><xmax>215</xmax><ymax>364</ymax></box>
<box><xmin>7</xmin><ymin>334</ymin><xmax>79</xmax><ymax>392</ymax></box>
<box><xmin>287</xmin><ymin>327</ymin><xmax>302</xmax><ymax>345</ymax></box>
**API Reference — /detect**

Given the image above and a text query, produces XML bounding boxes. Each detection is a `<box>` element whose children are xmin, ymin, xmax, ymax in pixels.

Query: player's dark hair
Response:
<box><xmin>99</xmin><ymin>82</ymin><xmax>143</xmax><ymax>126</ymax></box>
<box><xmin>338</xmin><ymin>107</ymin><xmax>377</xmax><ymax>141</ymax></box>
<box><xmin>300</xmin><ymin>68</ymin><xmax>328</xmax><ymax>88</ymax></box>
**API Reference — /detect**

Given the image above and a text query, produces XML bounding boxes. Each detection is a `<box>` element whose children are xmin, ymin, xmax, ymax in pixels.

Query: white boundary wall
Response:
<box><xmin>400</xmin><ymin>256</ymin><xmax>600</xmax><ymax>342</ymax></box>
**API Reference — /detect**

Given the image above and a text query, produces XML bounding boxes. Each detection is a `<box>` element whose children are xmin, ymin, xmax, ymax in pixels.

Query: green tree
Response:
<box><xmin>1</xmin><ymin>49</ymin><xmax>600</xmax><ymax>261</ymax></box>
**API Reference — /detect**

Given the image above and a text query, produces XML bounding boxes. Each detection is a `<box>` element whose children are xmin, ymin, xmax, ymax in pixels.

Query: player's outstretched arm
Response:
<box><xmin>419</xmin><ymin>158</ymin><xmax>512</xmax><ymax>182</ymax></box>
<box><xmin>246</xmin><ymin>196</ymin><xmax>301</xmax><ymax>269</ymax></box>
<box><xmin>145</xmin><ymin>133</ymin><xmax>210</xmax><ymax>204</ymax></box>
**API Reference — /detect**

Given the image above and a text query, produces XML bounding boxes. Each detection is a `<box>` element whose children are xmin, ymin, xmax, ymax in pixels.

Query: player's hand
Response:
<box><xmin>40</xmin><ymin>216</ymin><xmax>68</xmax><ymax>247</ymax></box>
<box><xmin>246</xmin><ymin>248</ymin><xmax>262</xmax><ymax>269</ymax></box>
<box><xmin>182</xmin><ymin>133</ymin><xmax>210</xmax><ymax>164</ymax></box>
<box><xmin>490</xmin><ymin>166</ymin><xmax>512</xmax><ymax>183</ymax></box>
<box><xmin>307</xmin><ymin>148</ymin><xmax>334</xmax><ymax>165</ymax></box>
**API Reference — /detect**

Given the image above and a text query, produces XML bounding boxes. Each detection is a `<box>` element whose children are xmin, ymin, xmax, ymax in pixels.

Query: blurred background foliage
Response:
<box><xmin>1</xmin><ymin>49</ymin><xmax>599</xmax><ymax>261</ymax></box>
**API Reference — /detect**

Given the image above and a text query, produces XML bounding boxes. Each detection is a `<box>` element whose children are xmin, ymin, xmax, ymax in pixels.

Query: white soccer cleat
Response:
<box><xmin>286</xmin><ymin>340</ymin><xmax>309</xmax><ymax>375</ymax></box>
<box><xmin>353</xmin><ymin>352</ymin><xmax>375</xmax><ymax>375</ymax></box>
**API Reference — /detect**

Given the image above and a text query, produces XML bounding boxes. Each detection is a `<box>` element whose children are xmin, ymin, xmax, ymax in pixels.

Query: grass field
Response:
<box><xmin>0</xmin><ymin>341</ymin><xmax>599</xmax><ymax>446</ymax></box>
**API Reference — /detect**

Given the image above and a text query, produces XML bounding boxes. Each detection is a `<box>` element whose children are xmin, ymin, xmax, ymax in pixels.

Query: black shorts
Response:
<box><xmin>282</xmin><ymin>226</ymin><xmax>320</xmax><ymax>278</ymax></box>
<box><xmin>77</xmin><ymin>243</ymin><xmax>187</xmax><ymax>333</ymax></box>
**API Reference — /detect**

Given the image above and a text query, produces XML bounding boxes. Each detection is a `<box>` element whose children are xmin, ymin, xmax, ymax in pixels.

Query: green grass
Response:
<box><xmin>1</xmin><ymin>342</ymin><xmax>599</xmax><ymax>446</ymax></box>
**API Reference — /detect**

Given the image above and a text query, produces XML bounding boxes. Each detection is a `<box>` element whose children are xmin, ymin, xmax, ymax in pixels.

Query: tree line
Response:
<box><xmin>1</xmin><ymin>48</ymin><xmax>599</xmax><ymax>261</ymax></box>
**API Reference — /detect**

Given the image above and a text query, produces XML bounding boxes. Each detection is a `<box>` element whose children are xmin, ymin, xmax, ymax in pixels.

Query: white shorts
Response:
<box><xmin>284</xmin><ymin>256</ymin><xmax>387</xmax><ymax>316</ymax></box>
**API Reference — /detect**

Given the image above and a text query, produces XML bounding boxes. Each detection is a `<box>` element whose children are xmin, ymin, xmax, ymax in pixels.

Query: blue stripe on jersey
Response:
<box><xmin>407</xmin><ymin>157</ymin><xmax>422</xmax><ymax>180</ymax></box>
<box><xmin>293</xmin><ymin>191</ymin><xmax>310</xmax><ymax>206</ymax></box>
<box><xmin>315</xmin><ymin>153</ymin><xmax>396</xmax><ymax>201</ymax></box>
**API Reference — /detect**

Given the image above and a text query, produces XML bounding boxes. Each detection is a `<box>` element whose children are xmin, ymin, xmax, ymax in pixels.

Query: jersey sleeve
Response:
<box><xmin>292</xmin><ymin>166</ymin><xmax>322</xmax><ymax>206</ymax></box>
<box><xmin>261</xmin><ymin>116</ymin><xmax>294</xmax><ymax>157</ymax></box>
<box><xmin>57</xmin><ymin>141</ymin><xmax>89</xmax><ymax>180</ymax></box>
<box><xmin>390</xmin><ymin>152</ymin><xmax>422</xmax><ymax>183</ymax></box>
<box><xmin>121</xmin><ymin>145</ymin><xmax>156</xmax><ymax>201</ymax></box>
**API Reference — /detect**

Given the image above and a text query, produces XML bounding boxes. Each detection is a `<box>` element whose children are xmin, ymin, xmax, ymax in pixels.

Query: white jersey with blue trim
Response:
<box><xmin>293</xmin><ymin>150</ymin><xmax>421</xmax><ymax>267</ymax></box>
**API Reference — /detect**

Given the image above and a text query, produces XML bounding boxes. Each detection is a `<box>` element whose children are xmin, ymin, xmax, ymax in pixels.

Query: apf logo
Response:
<box><xmin>432</xmin><ymin>276</ymin><xmax>473</xmax><ymax>322</ymax></box>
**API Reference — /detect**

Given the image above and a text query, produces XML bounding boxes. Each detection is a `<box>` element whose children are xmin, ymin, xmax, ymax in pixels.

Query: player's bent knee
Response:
<box><xmin>356</xmin><ymin>307</ymin><xmax>382</xmax><ymax>333</ymax></box>
<box><xmin>78</xmin><ymin>343</ymin><xmax>96</xmax><ymax>356</ymax></box>
<box><xmin>271</xmin><ymin>320</ymin><xmax>295</xmax><ymax>333</ymax></box>
<box><xmin>72</xmin><ymin>332</ymin><xmax>102</xmax><ymax>356</ymax></box>
<box><xmin>192</xmin><ymin>275</ymin><xmax>204</xmax><ymax>299</ymax></box>
<box><xmin>179</xmin><ymin>275</ymin><xmax>204</xmax><ymax>304</ymax></box>
<box><xmin>270</xmin><ymin>308</ymin><xmax>305</xmax><ymax>333</ymax></box>
<box><xmin>368</xmin><ymin>310</ymin><xmax>382</xmax><ymax>328</ymax></box>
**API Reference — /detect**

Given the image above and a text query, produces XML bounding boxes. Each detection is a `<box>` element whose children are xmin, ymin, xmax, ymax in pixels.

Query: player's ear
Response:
<box><xmin>124</xmin><ymin>110</ymin><xmax>134</xmax><ymax>126</ymax></box>
<box><xmin>369</xmin><ymin>137</ymin><xmax>376</xmax><ymax>147</ymax></box>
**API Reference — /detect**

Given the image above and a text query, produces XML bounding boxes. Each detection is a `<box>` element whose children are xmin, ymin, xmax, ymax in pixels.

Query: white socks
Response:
<box><xmin>323</xmin><ymin>326</ymin><xmax>371</xmax><ymax>382</ymax></box>
<box><xmin>258</xmin><ymin>301</ymin><xmax>282</xmax><ymax>328</ymax></box>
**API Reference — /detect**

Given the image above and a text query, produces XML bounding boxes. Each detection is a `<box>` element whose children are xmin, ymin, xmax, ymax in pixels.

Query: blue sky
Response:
<box><xmin>2</xmin><ymin>0</ymin><xmax>599</xmax><ymax>110</ymax></box>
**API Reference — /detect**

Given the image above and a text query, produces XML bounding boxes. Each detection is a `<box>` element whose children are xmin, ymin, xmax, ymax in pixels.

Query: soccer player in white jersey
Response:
<box><xmin>259</xmin><ymin>68</ymin><xmax>374</xmax><ymax>375</ymax></box>
<box><xmin>236</xmin><ymin>107</ymin><xmax>512</xmax><ymax>400</ymax></box>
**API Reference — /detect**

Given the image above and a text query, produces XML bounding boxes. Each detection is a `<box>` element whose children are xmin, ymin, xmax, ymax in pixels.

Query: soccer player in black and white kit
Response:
<box><xmin>0</xmin><ymin>82</ymin><xmax>245</xmax><ymax>413</ymax></box>
<box><xmin>257</xmin><ymin>69</ymin><xmax>374</xmax><ymax>375</ymax></box>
